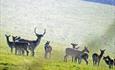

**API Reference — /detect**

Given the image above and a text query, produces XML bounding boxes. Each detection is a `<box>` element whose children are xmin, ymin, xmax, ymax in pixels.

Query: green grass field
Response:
<box><xmin>0</xmin><ymin>32</ymin><xmax>115</xmax><ymax>70</ymax></box>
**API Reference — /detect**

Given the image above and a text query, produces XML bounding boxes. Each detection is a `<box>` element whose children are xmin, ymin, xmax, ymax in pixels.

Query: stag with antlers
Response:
<box><xmin>16</xmin><ymin>27</ymin><xmax>46</xmax><ymax>56</ymax></box>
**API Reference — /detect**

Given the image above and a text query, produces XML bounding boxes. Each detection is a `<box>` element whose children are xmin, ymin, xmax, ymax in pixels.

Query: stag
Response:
<box><xmin>16</xmin><ymin>27</ymin><xmax>46</xmax><ymax>56</ymax></box>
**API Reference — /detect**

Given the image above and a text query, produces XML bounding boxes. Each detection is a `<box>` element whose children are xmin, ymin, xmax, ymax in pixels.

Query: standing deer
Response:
<box><xmin>5</xmin><ymin>34</ymin><xmax>14</xmax><ymax>53</ymax></box>
<box><xmin>75</xmin><ymin>52</ymin><xmax>89</xmax><ymax>65</ymax></box>
<box><xmin>44</xmin><ymin>41</ymin><xmax>52</xmax><ymax>59</ymax></box>
<box><xmin>64</xmin><ymin>47</ymin><xmax>89</xmax><ymax>64</ymax></box>
<box><xmin>92</xmin><ymin>49</ymin><xmax>105</xmax><ymax>66</ymax></box>
<box><xmin>16</xmin><ymin>27</ymin><xmax>46</xmax><ymax>56</ymax></box>
<box><xmin>12</xmin><ymin>36</ymin><xmax>29</xmax><ymax>56</ymax></box>
<box><xmin>71</xmin><ymin>43</ymin><xmax>79</xmax><ymax>62</ymax></box>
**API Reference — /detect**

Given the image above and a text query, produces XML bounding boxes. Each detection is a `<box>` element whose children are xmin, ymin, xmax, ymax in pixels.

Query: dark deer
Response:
<box><xmin>16</xmin><ymin>27</ymin><xmax>46</xmax><ymax>56</ymax></box>
<box><xmin>12</xmin><ymin>36</ymin><xmax>29</xmax><ymax>56</ymax></box>
<box><xmin>5</xmin><ymin>34</ymin><xmax>14</xmax><ymax>53</ymax></box>
<box><xmin>92</xmin><ymin>49</ymin><xmax>105</xmax><ymax>66</ymax></box>
<box><xmin>75</xmin><ymin>52</ymin><xmax>89</xmax><ymax>65</ymax></box>
<box><xmin>44</xmin><ymin>41</ymin><xmax>52</xmax><ymax>59</ymax></box>
<box><xmin>103</xmin><ymin>56</ymin><xmax>114</xmax><ymax>69</ymax></box>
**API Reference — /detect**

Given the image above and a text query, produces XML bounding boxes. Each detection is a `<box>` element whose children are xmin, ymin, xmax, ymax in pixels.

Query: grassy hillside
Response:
<box><xmin>1</xmin><ymin>0</ymin><xmax>115</xmax><ymax>70</ymax></box>
<box><xmin>0</xmin><ymin>31</ymin><xmax>115</xmax><ymax>70</ymax></box>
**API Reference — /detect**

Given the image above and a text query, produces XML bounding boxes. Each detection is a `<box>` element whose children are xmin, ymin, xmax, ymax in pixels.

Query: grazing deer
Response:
<box><xmin>12</xmin><ymin>36</ymin><xmax>29</xmax><ymax>56</ymax></box>
<box><xmin>103</xmin><ymin>56</ymin><xmax>114</xmax><ymax>69</ymax></box>
<box><xmin>92</xmin><ymin>49</ymin><xmax>105</xmax><ymax>66</ymax></box>
<box><xmin>71</xmin><ymin>43</ymin><xmax>79</xmax><ymax>62</ymax></box>
<box><xmin>64</xmin><ymin>47</ymin><xmax>89</xmax><ymax>64</ymax></box>
<box><xmin>5</xmin><ymin>34</ymin><xmax>14</xmax><ymax>53</ymax></box>
<box><xmin>44</xmin><ymin>41</ymin><xmax>52</xmax><ymax>59</ymax></box>
<box><xmin>16</xmin><ymin>27</ymin><xmax>46</xmax><ymax>56</ymax></box>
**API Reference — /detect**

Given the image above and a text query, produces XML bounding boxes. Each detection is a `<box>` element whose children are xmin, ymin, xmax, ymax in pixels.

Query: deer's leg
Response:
<box><xmin>11</xmin><ymin>47</ymin><xmax>13</xmax><ymax>53</ymax></box>
<box><xmin>97</xmin><ymin>59</ymin><xmax>100</xmax><ymax>66</ymax></box>
<box><xmin>22</xmin><ymin>50</ymin><xmax>25</xmax><ymax>56</ymax></box>
<box><xmin>64</xmin><ymin>55</ymin><xmax>67</xmax><ymax>62</ymax></box>
<box><xmin>25</xmin><ymin>49</ymin><xmax>29</xmax><ymax>56</ymax></box>
<box><xmin>49</xmin><ymin>52</ymin><xmax>51</xmax><ymax>58</ymax></box>
<box><xmin>30</xmin><ymin>48</ymin><xmax>35</xmax><ymax>56</ymax></box>
<box><xmin>84</xmin><ymin>58</ymin><xmax>88</xmax><ymax>65</ymax></box>
<box><xmin>74</xmin><ymin>57</ymin><xmax>77</xmax><ymax>63</ymax></box>
<box><xmin>24</xmin><ymin>46</ymin><xmax>29</xmax><ymax>56</ymax></box>
<box><xmin>93</xmin><ymin>57</ymin><xmax>96</xmax><ymax>65</ymax></box>
<box><xmin>32</xmin><ymin>50</ymin><xmax>35</xmax><ymax>56</ymax></box>
<box><xmin>19</xmin><ymin>48</ymin><xmax>22</xmax><ymax>55</ymax></box>
<box><xmin>78</xmin><ymin>57</ymin><xmax>82</xmax><ymax>64</ymax></box>
<box><xmin>15</xmin><ymin>47</ymin><xmax>17</xmax><ymax>55</ymax></box>
<box><xmin>44</xmin><ymin>52</ymin><xmax>47</xmax><ymax>58</ymax></box>
<box><xmin>72</xmin><ymin>57</ymin><xmax>73</xmax><ymax>62</ymax></box>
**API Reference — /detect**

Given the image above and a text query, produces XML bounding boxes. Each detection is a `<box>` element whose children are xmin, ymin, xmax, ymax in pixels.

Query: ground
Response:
<box><xmin>0</xmin><ymin>32</ymin><xmax>115</xmax><ymax>70</ymax></box>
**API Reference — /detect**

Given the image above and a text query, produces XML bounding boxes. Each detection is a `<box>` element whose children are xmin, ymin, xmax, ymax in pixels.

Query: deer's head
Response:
<box><xmin>84</xmin><ymin>46</ymin><xmax>89</xmax><ymax>53</ymax></box>
<box><xmin>34</xmin><ymin>27</ymin><xmax>46</xmax><ymax>39</ymax></box>
<box><xmin>100</xmin><ymin>49</ymin><xmax>105</xmax><ymax>54</ymax></box>
<box><xmin>12</xmin><ymin>36</ymin><xmax>21</xmax><ymax>42</ymax></box>
<box><xmin>5</xmin><ymin>34</ymin><xmax>11</xmax><ymax>38</ymax></box>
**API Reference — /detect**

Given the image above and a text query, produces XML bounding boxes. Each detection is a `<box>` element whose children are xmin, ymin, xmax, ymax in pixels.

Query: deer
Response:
<box><xmin>64</xmin><ymin>46</ymin><xmax>89</xmax><ymax>64</ymax></box>
<box><xmin>12</xmin><ymin>36</ymin><xmax>29</xmax><ymax>56</ymax></box>
<box><xmin>103</xmin><ymin>56</ymin><xmax>114</xmax><ymax>69</ymax></box>
<box><xmin>15</xmin><ymin>27</ymin><xmax>46</xmax><ymax>56</ymax></box>
<box><xmin>75</xmin><ymin>52</ymin><xmax>89</xmax><ymax>65</ymax></box>
<box><xmin>71</xmin><ymin>43</ymin><xmax>79</xmax><ymax>62</ymax></box>
<box><xmin>5</xmin><ymin>34</ymin><xmax>15</xmax><ymax>53</ymax></box>
<box><xmin>92</xmin><ymin>49</ymin><xmax>105</xmax><ymax>66</ymax></box>
<box><xmin>44</xmin><ymin>41</ymin><xmax>52</xmax><ymax>59</ymax></box>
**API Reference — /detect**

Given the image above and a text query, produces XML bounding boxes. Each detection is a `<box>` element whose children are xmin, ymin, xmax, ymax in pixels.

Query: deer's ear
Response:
<box><xmin>9</xmin><ymin>35</ymin><xmax>11</xmax><ymax>37</ymax></box>
<box><xmin>5</xmin><ymin>34</ymin><xmax>7</xmax><ymax>36</ymax></box>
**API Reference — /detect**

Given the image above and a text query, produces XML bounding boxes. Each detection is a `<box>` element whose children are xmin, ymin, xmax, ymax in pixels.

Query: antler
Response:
<box><xmin>34</xmin><ymin>27</ymin><xmax>37</xmax><ymax>35</ymax></box>
<box><xmin>43</xmin><ymin>29</ymin><xmax>46</xmax><ymax>36</ymax></box>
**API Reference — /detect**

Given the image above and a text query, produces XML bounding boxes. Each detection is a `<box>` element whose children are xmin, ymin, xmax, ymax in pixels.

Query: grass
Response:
<box><xmin>0</xmin><ymin>32</ymin><xmax>115</xmax><ymax>70</ymax></box>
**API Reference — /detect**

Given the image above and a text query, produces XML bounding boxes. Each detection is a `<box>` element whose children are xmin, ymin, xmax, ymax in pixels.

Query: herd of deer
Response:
<box><xmin>5</xmin><ymin>28</ymin><xmax>115</xmax><ymax>69</ymax></box>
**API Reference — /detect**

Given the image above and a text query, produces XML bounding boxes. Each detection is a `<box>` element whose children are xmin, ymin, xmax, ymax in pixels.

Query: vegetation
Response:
<box><xmin>0</xmin><ymin>31</ymin><xmax>115</xmax><ymax>70</ymax></box>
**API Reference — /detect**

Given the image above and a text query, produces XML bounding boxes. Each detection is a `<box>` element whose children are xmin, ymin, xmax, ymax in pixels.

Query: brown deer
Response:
<box><xmin>44</xmin><ymin>41</ymin><xmax>52</xmax><ymax>59</ymax></box>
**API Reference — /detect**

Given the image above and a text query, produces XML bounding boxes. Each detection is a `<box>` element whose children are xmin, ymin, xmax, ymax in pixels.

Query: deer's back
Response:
<box><xmin>65</xmin><ymin>48</ymin><xmax>81</xmax><ymax>57</ymax></box>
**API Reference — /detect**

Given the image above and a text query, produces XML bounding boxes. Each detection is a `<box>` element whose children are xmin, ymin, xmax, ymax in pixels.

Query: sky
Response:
<box><xmin>84</xmin><ymin>0</ymin><xmax>115</xmax><ymax>6</ymax></box>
